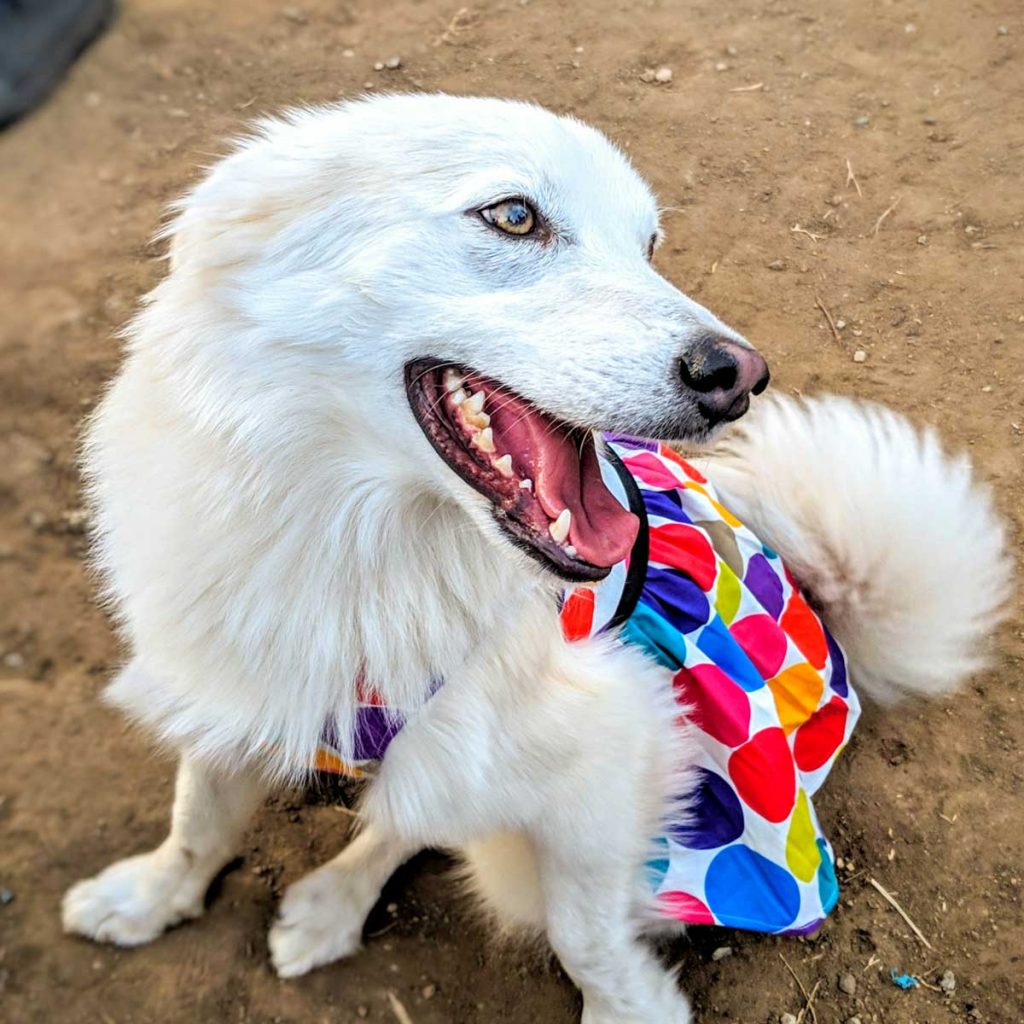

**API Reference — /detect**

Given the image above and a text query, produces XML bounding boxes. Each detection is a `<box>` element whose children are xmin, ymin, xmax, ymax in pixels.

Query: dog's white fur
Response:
<box><xmin>62</xmin><ymin>95</ymin><xmax>1011</xmax><ymax>1022</ymax></box>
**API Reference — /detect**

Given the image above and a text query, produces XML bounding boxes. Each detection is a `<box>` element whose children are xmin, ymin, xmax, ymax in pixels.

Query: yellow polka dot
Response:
<box><xmin>768</xmin><ymin>662</ymin><xmax>824</xmax><ymax>734</ymax></box>
<box><xmin>715</xmin><ymin>562</ymin><xmax>742</xmax><ymax>623</ymax></box>
<box><xmin>786</xmin><ymin>788</ymin><xmax>821</xmax><ymax>883</ymax></box>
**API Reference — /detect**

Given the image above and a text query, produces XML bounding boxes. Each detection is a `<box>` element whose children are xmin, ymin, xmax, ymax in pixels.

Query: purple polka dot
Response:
<box><xmin>826</xmin><ymin>628</ymin><xmax>848</xmax><ymax>697</ymax></box>
<box><xmin>744</xmin><ymin>553</ymin><xmax>785</xmax><ymax>620</ymax></box>
<box><xmin>668</xmin><ymin>767</ymin><xmax>745</xmax><ymax>850</ymax></box>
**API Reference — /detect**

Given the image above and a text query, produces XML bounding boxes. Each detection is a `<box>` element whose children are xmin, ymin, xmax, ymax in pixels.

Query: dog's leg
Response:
<box><xmin>62</xmin><ymin>755</ymin><xmax>269</xmax><ymax>945</ymax></box>
<box><xmin>268</xmin><ymin>824</ymin><xmax>417</xmax><ymax>978</ymax></box>
<box><xmin>361</xmin><ymin>638</ymin><xmax>693</xmax><ymax>1023</ymax></box>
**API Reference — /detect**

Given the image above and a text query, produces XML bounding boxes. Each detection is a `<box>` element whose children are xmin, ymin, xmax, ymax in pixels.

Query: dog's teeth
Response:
<box><xmin>463</xmin><ymin>390</ymin><xmax>486</xmax><ymax>416</ymax></box>
<box><xmin>494</xmin><ymin>454</ymin><xmax>514</xmax><ymax>477</ymax></box>
<box><xmin>519</xmin><ymin>478</ymin><xmax>533</xmax><ymax>491</ymax></box>
<box><xmin>464</xmin><ymin>409</ymin><xmax>491</xmax><ymax>430</ymax></box>
<box><xmin>444</xmin><ymin>369</ymin><xmax>466</xmax><ymax>393</ymax></box>
<box><xmin>474</xmin><ymin>427</ymin><xmax>496</xmax><ymax>453</ymax></box>
<box><xmin>549</xmin><ymin>508</ymin><xmax>571</xmax><ymax>544</ymax></box>
<box><xmin>450</xmin><ymin>388</ymin><xmax>467</xmax><ymax>405</ymax></box>
<box><xmin>565</xmin><ymin>544</ymin><xmax>578</xmax><ymax>558</ymax></box>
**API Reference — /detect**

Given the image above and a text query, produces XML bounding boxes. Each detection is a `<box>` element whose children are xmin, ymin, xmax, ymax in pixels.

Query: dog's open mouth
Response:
<box><xmin>405</xmin><ymin>359</ymin><xmax>640</xmax><ymax>582</ymax></box>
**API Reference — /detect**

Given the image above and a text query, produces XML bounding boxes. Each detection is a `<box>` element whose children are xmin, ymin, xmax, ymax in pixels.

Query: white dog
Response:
<box><xmin>62</xmin><ymin>95</ymin><xmax>1010</xmax><ymax>1022</ymax></box>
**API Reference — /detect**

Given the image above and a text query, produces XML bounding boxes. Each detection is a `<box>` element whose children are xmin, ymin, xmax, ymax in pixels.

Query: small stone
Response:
<box><xmin>918</xmin><ymin>234</ymin><xmax>929</xmax><ymax>244</ymax></box>
<box><xmin>853</xmin><ymin>350</ymin><xmax>868</xmax><ymax>363</ymax></box>
<box><xmin>853</xmin><ymin>115</ymin><xmax>871</xmax><ymax>127</ymax></box>
<box><xmin>839</xmin><ymin>972</ymin><xmax>857</xmax><ymax>996</ymax></box>
<box><xmin>654</xmin><ymin>66</ymin><xmax>673</xmax><ymax>83</ymax></box>
<box><xmin>356</xmin><ymin>1007</ymin><xmax>369</xmax><ymax>1019</ymax></box>
<box><xmin>711</xmin><ymin>945</ymin><xmax>733</xmax><ymax>961</ymax></box>
<box><xmin>940</xmin><ymin>969</ymin><xmax>956</xmax><ymax>993</ymax></box>
<box><xmin>342</xmin><ymin>48</ymin><xmax>355</xmax><ymax>58</ymax></box>
<box><xmin>997</xmin><ymin>25</ymin><xmax>1009</xmax><ymax>36</ymax></box>
<box><xmin>847</xmin><ymin>1018</ymin><xmax>863</xmax><ymax>1024</ymax></box>
<box><xmin>0</xmin><ymin>888</ymin><xmax>14</xmax><ymax>905</ymax></box>
<box><xmin>715</xmin><ymin>61</ymin><xmax>729</xmax><ymax>72</ymax></box>
<box><xmin>923</xmin><ymin>116</ymin><xmax>938</xmax><ymax>125</ymax></box>
<box><xmin>28</xmin><ymin>511</ymin><xmax>48</xmax><ymax>531</ymax></box>
<box><xmin>640</xmin><ymin>68</ymin><xmax>657</xmax><ymax>83</ymax></box>
<box><xmin>767</xmin><ymin>259</ymin><xmax>786</xmax><ymax>271</ymax></box>
<box><xmin>422</xmin><ymin>983</ymin><xmax>437</xmax><ymax>999</ymax></box>
<box><xmin>2</xmin><ymin>653</ymin><xmax>25</xmax><ymax>670</ymax></box>
<box><xmin>981</xmin><ymin>385</ymin><xmax>993</xmax><ymax>393</ymax></box>
<box><xmin>373</xmin><ymin>62</ymin><xmax>384</xmax><ymax>71</ymax></box>
<box><xmin>726</xmin><ymin>45</ymin><xmax>738</xmax><ymax>56</ymax></box>
<box><xmin>384</xmin><ymin>56</ymin><xmax>402</xmax><ymax>69</ymax></box>
<box><xmin>282</xmin><ymin>5</ymin><xmax>307</xmax><ymax>23</ymax></box>
<box><xmin>835</xmin><ymin>318</ymin><xmax>847</xmax><ymax>329</ymax></box>
<box><xmin>781</xmin><ymin>1014</ymin><xmax>799</xmax><ymax>1024</ymax></box>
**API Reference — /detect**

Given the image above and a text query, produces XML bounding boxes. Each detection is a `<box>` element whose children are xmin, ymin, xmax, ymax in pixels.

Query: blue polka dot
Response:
<box><xmin>643</xmin><ymin>567</ymin><xmax>711</xmax><ymax>634</ymax></box>
<box><xmin>696</xmin><ymin>615</ymin><xmax>765</xmax><ymax>691</ymax></box>
<box><xmin>645</xmin><ymin>835</ymin><xmax>670</xmax><ymax>890</ymax></box>
<box><xmin>704</xmin><ymin>844</ymin><xmax>801</xmax><ymax>932</ymax></box>
<box><xmin>816</xmin><ymin>838</ymin><xmax>840</xmax><ymax>913</ymax></box>
<box><xmin>642</xmin><ymin>489</ymin><xmax>685</xmax><ymax>519</ymax></box>
<box><xmin>621</xmin><ymin>603</ymin><xmax>690</xmax><ymax>669</ymax></box>
<box><xmin>668</xmin><ymin>768</ymin><xmax>745</xmax><ymax>850</ymax></box>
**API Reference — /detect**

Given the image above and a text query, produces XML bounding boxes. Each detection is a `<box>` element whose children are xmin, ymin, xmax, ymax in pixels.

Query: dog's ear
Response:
<box><xmin>159</xmin><ymin>116</ymin><xmax>337</xmax><ymax>278</ymax></box>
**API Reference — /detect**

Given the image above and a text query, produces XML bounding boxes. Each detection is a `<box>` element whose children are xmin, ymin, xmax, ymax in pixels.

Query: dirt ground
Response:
<box><xmin>1</xmin><ymin>0</ymin><xmax>1022</xmax><ymax>1022</ymax></box>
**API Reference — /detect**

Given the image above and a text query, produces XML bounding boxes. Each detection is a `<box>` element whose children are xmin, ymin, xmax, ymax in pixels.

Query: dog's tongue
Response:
<box><xmin>487</xmin><ymin>394</ymin><xmax>639</xmax><ymax>568</ymax></box>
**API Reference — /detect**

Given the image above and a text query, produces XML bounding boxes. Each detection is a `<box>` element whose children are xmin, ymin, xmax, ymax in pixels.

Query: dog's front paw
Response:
<box><xmin>62</xmin><ymin>849</ymin><xmax>205</xmax><ymax>946</ymax></box>
<box><xmin>269</xmin><ymin>863</ymin><xmax>370</xmax><ymax>978</ymax></box>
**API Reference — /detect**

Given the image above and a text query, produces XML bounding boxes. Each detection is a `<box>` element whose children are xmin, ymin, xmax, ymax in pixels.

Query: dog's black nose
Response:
<box><xmin>679</xmin><ymin>333</ymin><xmax>770</xmax><ymax>424</ymax></box>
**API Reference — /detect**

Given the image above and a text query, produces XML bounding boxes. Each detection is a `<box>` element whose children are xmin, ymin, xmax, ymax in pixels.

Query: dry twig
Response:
<box><xmin>814</xmin><ymin>294</ymin><xmax>842</xmax><ymax>344</ymax></box>
<box><xmin>730</xmin><ymin>81</ymin><xmax>765</xmax><ymax>92</ymax></box>
<box><xmin>435</xmin><ymin>6</ymin><xmax>471</xmax><ymax>46</ymax></box>
<box><xmin>868</xmin><ymin>876</ymin><xmax>935</xmax><ymax>950</ymax></box>
<box><xmin>845</xmin><ymin>158</ymin><xmax>863</xmax><ymax>197</ymax></box>
<box><xmin>387</xmin><ymin>990</ymin><xmax>415</xmax><ymax>1024</ymax></box>
<box><xmin>873</xmin><ymin>195</ymin><xmax>902</xmax><ymax>236</ymax></box>
<box><xmin>779</xmin><ymin>954</ymin><xmax>819</xmax><ymax>1024</ymax></box>
<box><xmin>791</xmin><ymin>223</ymin><xmax>824</xmax><ymax>242</ymax></box>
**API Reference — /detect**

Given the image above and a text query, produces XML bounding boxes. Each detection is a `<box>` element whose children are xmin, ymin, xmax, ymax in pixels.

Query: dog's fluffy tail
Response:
<box><xmin>699</xmin><ymin>394</ymin><xmax>1013</xmax><ymax>703</ymax></box>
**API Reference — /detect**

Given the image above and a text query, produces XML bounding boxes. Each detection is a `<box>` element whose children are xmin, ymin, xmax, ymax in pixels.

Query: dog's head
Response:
<box><xmin>164</xmin><ymin>94</ymin><xmax>767</xmax><ymax>583</ymax></box>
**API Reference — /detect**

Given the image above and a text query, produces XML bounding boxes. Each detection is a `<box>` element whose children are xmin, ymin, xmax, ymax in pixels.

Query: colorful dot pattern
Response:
<box><xmin>561</xmin><ymin>438</ymin><xmax>860</xmax><ymax>936</ymax></box>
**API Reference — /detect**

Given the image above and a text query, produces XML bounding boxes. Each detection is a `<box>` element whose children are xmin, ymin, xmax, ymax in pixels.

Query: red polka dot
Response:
<box><xmin>560</xmin><ymin>587</ymin><xmax>595</xmax><ymax>642</ymax></box>
<box><xmin>728</xmin><ymin>727</ymin><xmax>797</xmax><ymax>822</ymax></box>
<box><xmin>647</xmin><ymin>523</ymin><xmax>718</xmax><ymax>590</ymax></box>
<box><xmin>730</xmin><ymin>614</ymin><xmax>788</xmax><ymax>679</ymax></box>
<box><xmin>794</xmin><ymin>696</ymin><xmax>850</xmax><ymax>772</ymax></box>
<box><xmin>657</xmin><ymin>889</ymin><xmax>716</xmax><ymax>925</ymax></box>
<box><xmin>674</xmin><ymin>663</ymin><xmax>751</xmax><ymax>747</ymax></box>
<box><xmin>780</xmin><ymin>592</ymin><xmax>828</xmax><ymax>670</ymax></box>
<box><xmin>658</xmin><ymin>444</ymin><xmax>708</xmax><ymax>484</ymax></box>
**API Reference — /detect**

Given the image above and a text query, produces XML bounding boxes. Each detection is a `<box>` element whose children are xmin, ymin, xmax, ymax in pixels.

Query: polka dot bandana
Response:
<box><xmin>562</xmin><ymin>437</ymin><xmax>860</xmax><ymax>935</ymax></box>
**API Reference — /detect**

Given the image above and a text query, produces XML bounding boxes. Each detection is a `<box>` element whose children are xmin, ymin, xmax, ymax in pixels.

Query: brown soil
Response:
<box><xmin>1</xmin><ymin>1</ymin><xmax>1022</xmax><ymax>1022</ymax></box>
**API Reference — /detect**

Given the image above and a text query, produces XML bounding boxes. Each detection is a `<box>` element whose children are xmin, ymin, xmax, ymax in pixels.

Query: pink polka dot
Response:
<box><xmin>657</xmin><ymin>889</ymin><xmax>716</xmax><ymax>925</ymax></box>
<box><xmin>794</xmin><ymin>696</ymin><xmax>849</xmax><ymax>772</ymax></box>
<box><xmin>624</xmin><ymin>451</ymin><xmax>689</xmax><ymax>491</ymax></box>
<box><xmin>728</xmin><ymin>727</ymin><xmax>797</xmax><ymax>823</ymax></box>
<box><xmin>729</xmin><ymin>613</ymin><xmax>788</xmax><ymax>679</ymax></box>
<box><xmin>674</xmin><ymin>663</ymin><xmax>751</xmax><ymax>747</ymax></box>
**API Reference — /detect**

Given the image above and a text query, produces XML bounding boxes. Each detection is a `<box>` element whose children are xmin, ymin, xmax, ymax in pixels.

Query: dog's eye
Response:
<box><xmin>480</xmin><ymin>198</ymin><xmax>536</xmax><ymax>237</ymax></box>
